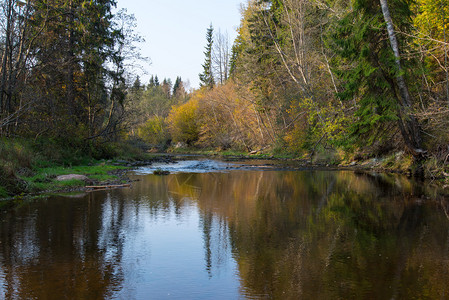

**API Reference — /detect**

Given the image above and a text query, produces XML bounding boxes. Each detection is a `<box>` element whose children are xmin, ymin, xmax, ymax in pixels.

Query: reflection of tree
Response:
<box><xmin>201</xmin><ymin>211</ymin><xmax>213</xmax><ymax>276</ymax></box>
<box><xmin>1</xmin><ymin>170</ymin><xmax>448</xmax><ymax>299</ymax></box>
<box><xmin>165</xmin><ymin>170</ymin><xmax>449</xmax><ymax>299</ymax></box>
<box><xmin>0</xmin><ymin>192</ymin><xmax>127</xmax><ymax>299</ymax></box>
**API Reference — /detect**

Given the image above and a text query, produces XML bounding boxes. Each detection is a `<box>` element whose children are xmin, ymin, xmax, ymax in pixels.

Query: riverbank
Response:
<box><xmin>0</xmin><ymin>156</ymin><xmax>177</xmax><ymax>202</ymax></box>
<box><xmin>2</xmin><ymin>139</ymin><xmax>448</xmax><ymax>201</ymax></box>
<box><xmin>168</xmin><ymin>147</ymin><xmax>449</xmax><ymax>183</ymax></box>
<box><xmin>0</xmin><ymin>137</ymin><xmax>177</xmax><ymax>199</ymax></box>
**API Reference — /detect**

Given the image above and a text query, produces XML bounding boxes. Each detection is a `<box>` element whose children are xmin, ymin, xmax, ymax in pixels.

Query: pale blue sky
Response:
<box><xmin>116</xmin><ymin>0</ymin><xmax>244</xmax><ymax>89</ymax></box>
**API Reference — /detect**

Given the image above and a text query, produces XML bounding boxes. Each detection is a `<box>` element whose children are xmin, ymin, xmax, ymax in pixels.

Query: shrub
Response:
<box><xmin>137</xmin><ymin>117</ymin><xmax>170</xmax><ymax>147</ymax></box>
<box><xmin>167</xmin><ymin>98</ymin><xmax>200</xmax><ymax>146</ymax></box>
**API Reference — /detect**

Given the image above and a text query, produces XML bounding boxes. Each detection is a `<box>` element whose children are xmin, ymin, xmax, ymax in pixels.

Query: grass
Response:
<box><xmin>19</xmin><ymin>163</ymin><xmax>128</xmax><ymax>193</ymax></box>
<box><xmin>0</xmin><ymin>137</ymin><xmax>154</xmax><ymax>198</ymax></box>
<box><xmin>380</xmin><ymin>152</ymin><xmax>414</xmax><ymax>172</ymax></box>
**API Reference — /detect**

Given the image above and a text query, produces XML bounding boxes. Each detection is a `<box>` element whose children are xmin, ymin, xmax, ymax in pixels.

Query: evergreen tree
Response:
<box><xmin>133</xmin><ymin>76</ymin><xmax>142</xmax><ymax>91</ymax></box>
<box><xmin>199</xmin><ymin>24</ymin><xmax>215</xmax><ymax>88</ymax></box>
<box><xmin>27</xmin><ymin>0</ymin><xmax>122</xmax><ymax>139</ymax></box>
<box><xmin>330</xmin><ymin>0</ymin><xmax>423</xmax><ymax>155</ymax></box>
<box><xmin>148</xmin><ymin>76</ymin><xmax>155</xmax><ymax>88</ymax></box>
<box><xmin>173</xmin><ymin>76</ymin><xmax>182</xmax><ymax>96</ymax></box>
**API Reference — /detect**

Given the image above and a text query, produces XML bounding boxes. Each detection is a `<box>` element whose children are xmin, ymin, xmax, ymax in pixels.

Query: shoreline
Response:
<box><xmin>1</xmin><ymin>152</ymin><xmax>448</xmax><ymax>203</ymax></box>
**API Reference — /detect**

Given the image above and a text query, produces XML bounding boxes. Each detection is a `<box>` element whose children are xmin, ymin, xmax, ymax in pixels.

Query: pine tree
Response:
<box><xmin>199</xmin><ymin>24</ymin><xmax>215</xmax><ymax>88</ymax></box>
<box><xmin>148</xmin><ymin>76</ymin><xmax>155</xmax><ymax>88</ymax></box>
<box><xmin>133</xmin><ymin>76</ymin><xmax>141</xmax><ymax>91</ymax></box>
<box><xmin>173</xmin><ymin>76</ymin><xmax>181</xmax><ymax>96</ymax></box>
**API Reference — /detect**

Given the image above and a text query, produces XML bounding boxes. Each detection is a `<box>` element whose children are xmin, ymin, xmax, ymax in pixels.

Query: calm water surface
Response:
<box><xmin>1</xmin><ymin>160</ymin><xmax>449</xmax><ymax>299</ymax></box>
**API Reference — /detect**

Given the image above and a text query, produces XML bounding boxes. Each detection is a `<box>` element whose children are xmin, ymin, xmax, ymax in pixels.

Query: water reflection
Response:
<box><xmin>0</xmin><ymin>167</ymin><xmax>448</xmax><ymax>299</ymax></box>
<box><xmin>0</xmin><ymin>192</ymin><xmax>125</xmax><ymax>299</ymax></box>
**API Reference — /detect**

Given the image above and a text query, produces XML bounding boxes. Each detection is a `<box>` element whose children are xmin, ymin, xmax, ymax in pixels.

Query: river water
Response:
<box><xmin>1</xmin><ymin>159</ymin><xmax>449</xmax><ymax>299</ymax></box>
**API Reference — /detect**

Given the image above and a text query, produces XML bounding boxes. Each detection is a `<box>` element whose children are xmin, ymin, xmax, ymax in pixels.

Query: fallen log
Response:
<box><xmin>85</xmin><ymin>184</ymin><xmax>131</xmax><ymax>189</ymax></box>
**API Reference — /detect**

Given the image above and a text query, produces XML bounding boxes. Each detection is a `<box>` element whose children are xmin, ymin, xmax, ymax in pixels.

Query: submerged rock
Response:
<box><xmin>153</xmin><ymin>169</ymin><xmax>170</xmax><ymax>176</ymax></box>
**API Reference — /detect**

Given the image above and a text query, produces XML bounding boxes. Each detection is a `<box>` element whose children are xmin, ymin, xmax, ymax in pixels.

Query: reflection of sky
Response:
<box><xmin>106</xmin><ymin>196</ymin><xmax>240</xmax><ymax>299</ymax></box>
<box><xmin>2</xmin><ymin>166</ymin><xmax>448</xmax><ymax>299</ymax></box>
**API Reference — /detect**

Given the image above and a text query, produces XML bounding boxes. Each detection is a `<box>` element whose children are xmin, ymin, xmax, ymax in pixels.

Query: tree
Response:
<box><xmin>199</xmin><ymin>24</ymin><xmax>215</xmax><ymax>88</ymax></box>
<box><xmin>212</xmin><ymin>29</ymin><xmax>231</xmax><ymax>84</ymax></box>
<box><xmin>379</xmin><ymin>0</ymin><xmax>424</xmax><ymax>157</ymax></box>
<box><xmin>161</xmin><ymin>78</ymin><xmax>172</xmax><ymax>98</ymax></box>
<box><xmin>173</xmin><ymin>76</ymin><xmax>182</xmax><ymax>96</ymax></box>
<box><xmin>167</xmin><ymin>98</ymin><xmax>200</xmax><ymax>145</ymax></box>
<box><xmin>328</xmin><ymin>0</ymin><xmax>425</xmax><ymax>157</ymax></box>
<box><xmin>0</xmin><ymin>0</ymin><xmax>36</xmax><ymax>135</ymax></box>
<box><xmin>173</xmin><ymin>76</ymin><xmax>187</xmax><ymax>100</ymax></box>
<box><xmin>133</xmin><ymin>76</ymin><xmax>142</xmax><ymax>91</ymax></box>
<box><xmin>413</xmin><ymin>0</ymin><xmax>449</xmax><ymax>103</ymax></box>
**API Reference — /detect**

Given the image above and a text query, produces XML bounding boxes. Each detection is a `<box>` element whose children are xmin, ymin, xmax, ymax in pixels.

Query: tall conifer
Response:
<box><xmin>199</xmin><ymin>24</ymin><xmax>215</xmax><ymax>88</ymax></box>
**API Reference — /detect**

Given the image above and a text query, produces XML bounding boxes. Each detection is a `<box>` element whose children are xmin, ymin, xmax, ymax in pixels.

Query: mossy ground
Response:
<box><xmin>0</xmin><ymin>137</ymin><xmax>163</xmax><ymax>198</ymax></box>
<box><xmin>18</xmin><ymin>163</ymin><xmax>128</xmax><ymax>194</ymax></box>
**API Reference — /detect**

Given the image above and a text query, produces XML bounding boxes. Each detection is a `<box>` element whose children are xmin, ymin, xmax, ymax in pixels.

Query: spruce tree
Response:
<box><xmin>199</xmin><ymin>24</ymin><xmax>215</xmax><ymax>88</ymax></box>
<box><xmin>154</xmin><ymin>75</ymin><xmax>160</xmax><ymax>86</ymax></box>
<box><xmin>173</xmin><ymin>76</ymin><xmax>182</xmax><ymax>96</ymax></box>
<box><xmin>330</xmin><ymin>0</ymin><xmax>422</xmax><ymax>153</ymax></box>
<box><xmin>133</xmin><ymin>76</ymin><xmax>141</xmax><ymax>91</ymax></box>
<box><xmin>148</xmin><ymin>76</ymin><xmax>155</xmax><ymax>88</ymax></box>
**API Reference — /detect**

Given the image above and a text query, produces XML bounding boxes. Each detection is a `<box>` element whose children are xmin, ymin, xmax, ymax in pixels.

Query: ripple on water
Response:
<box><xmin>134</xmin><ymin>160</ymin><xmax>235</xmax><ymax>175</ymax></box>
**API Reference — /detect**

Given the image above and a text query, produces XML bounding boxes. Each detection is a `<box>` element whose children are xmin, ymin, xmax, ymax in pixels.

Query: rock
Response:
<box><xmin>153</xmin><ymin>169</ymin><xmax>170</xmax><ymax>175</ymax></box>
<box><xmin>175</xmin><ymin>142</ymin><xmax>186</xmax><ymax>148</ymax></box>
<box><xmin>55</xmin><ymin>174</ymin><xmax>89</xmax><ymax>181</ymax></box>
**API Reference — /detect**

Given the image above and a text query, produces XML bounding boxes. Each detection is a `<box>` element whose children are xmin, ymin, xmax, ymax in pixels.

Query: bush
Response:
<box><xmin>167</xmin><ymin>98</ymin><xmax>200</xmax><ymax>146</ymax></box>
<box><xmin>137</xmin><ymin>117</ymin><xmax>170</xmax><ymax>148</ymax></box>
<box><xmin>0</xmin><ymin>138</ymin><xmax>35</xmax><ymax>194</ymax></box>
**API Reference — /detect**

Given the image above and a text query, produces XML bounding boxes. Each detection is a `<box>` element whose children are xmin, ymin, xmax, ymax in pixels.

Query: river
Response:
<box><xmin>1</xmin><ymin>159</ymin><xmax>448</xmax><ymax>299</ymax></box>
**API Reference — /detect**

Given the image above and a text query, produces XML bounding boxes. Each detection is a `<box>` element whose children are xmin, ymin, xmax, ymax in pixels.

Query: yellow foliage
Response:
<box><xmin>413</xmin><ymin>0</ymin><xmax>449</xmax><ymax>42</ymax></box>
<box><xmin>167</xmin><ymin>97</ymin><xmax>201</xmax><ymax>145</ymax></box>
<box><xmin>283</xmin><ymin>97</ymin><xmax>352</xmax><ymax>153</ymax></box>
<box><xmin>137</xmin><ymin>117</ymin><xmax>168</xmax><ymax>145</ymax></box>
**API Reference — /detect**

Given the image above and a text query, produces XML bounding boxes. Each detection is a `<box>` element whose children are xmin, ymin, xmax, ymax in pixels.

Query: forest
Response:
<box><xmin>1</xmin><ymin>0</ymin><xmax>449</xmax><ymax>195</ymax></box>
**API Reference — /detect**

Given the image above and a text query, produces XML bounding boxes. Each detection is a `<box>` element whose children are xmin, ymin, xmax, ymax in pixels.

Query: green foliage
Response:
<box><xmin>0</xmin><ymin>138</ymin><xmax>35</xmax><ymax>193</ymax></box>
<box><xmin>0</xmin><ymin>138</ymin><xmax>34</xmax><ymax>170</ymax></box>
<box><xmin>413</xmin><ymin>0</ymin><xmax>449</xmax><ymax>41</ymax></box>
<box><xmin>21</xmin><ymin>162</ymin><xmax>126</xmax><ymax>192</ymax></box>
<box><xmin>126</xmin><ymin>74</ymin><xmax>188</xmax><ymax>148</ymax></box>
<box><xmin>137</xmin><ymin>117</ymin><xmax>170</xmax><ymax>147</ymax></box>
<box><xmin>199</xmin><ymin>24</ymin><xmax>216</xmax><ymax>88</ymax></box>
<box><xmin>0</xmin><ymin>186</ymin><xmax>8</xmax><ymax>199</ymax></box>
<box><xmin>328</xmin><ymin>0</ymin><xmax>414</xmax><ymax>150</ymax></box>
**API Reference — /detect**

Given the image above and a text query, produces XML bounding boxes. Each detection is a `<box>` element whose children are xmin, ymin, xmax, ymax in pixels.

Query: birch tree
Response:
<box><xmin>380</xmin><ymin>0</ymin><xmax>425</xmax><ymax>157</ymax></box>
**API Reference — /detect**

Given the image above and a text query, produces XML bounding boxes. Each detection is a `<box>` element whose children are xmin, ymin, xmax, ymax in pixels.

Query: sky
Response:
<box><xmin>116</xmin><ymin>0</ymin><xmax>244</xmax><ymax>89</ymax></box>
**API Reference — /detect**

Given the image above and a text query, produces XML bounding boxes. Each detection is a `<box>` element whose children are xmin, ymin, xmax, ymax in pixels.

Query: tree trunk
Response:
<box><xmin>67</xmin><ymin>0</ymin><xmax>75</xmax><ymax>118</ymax></box>
<box><xmin>0</xmin><ymin>0</ymin><xmax>13</xmax><ymax>117</ymax></box>
<box><xmin>379</xmin><ymin>0</ymin><xmax>426</xmax><ymax>158</ymax></box>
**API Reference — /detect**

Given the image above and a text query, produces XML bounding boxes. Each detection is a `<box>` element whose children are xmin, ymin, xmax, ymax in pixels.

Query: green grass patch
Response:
<box><xmin>20</xmin><ymin>162</ymin><xmax>127</xmax><ymax>193</ymax></box>
<box><xmin>380</xmin><ymin>152</ymin><xmax>413</xmax><ymax>172</ymax></box>
<box><xmin>56</xmin><ymin>179</ymin><xmax>85</xmax><ymax>187</ymax></box>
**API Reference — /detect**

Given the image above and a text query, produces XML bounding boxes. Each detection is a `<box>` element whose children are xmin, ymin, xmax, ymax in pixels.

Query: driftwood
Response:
<box><xmin>86</xmin><ymin>184</ymin><xmax>131</xmax><ymax>190</ymax></box>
